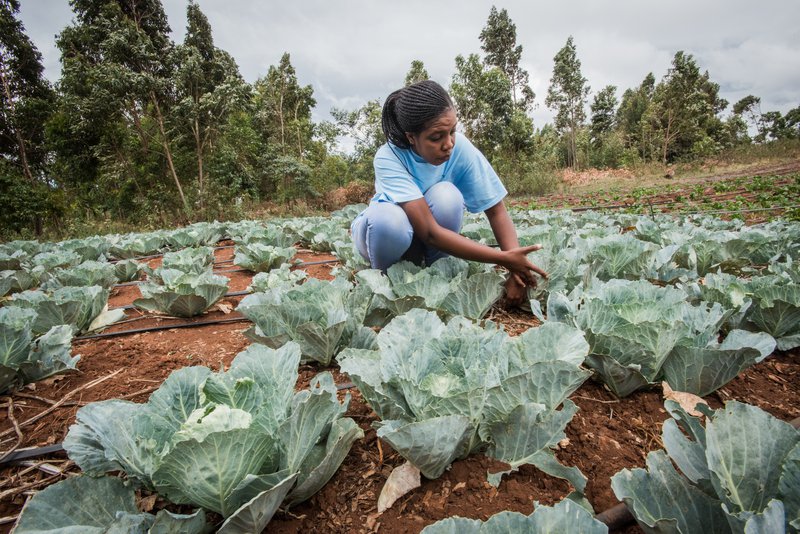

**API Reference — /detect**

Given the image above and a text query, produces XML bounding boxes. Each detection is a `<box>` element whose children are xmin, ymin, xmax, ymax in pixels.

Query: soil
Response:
<box><xmin>1</xmin><ymin>181</ymin><xmax>799</xmax><ymax>533</ymax></box>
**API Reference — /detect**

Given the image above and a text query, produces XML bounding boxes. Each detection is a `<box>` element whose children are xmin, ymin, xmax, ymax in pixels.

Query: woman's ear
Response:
<box><xmin>405</xmin><ymin>132</ymin><xmax>416</xmax><ymax>147</ymax></box>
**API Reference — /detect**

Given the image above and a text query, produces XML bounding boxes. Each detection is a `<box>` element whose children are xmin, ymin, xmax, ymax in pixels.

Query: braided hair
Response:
<box><xmin>381</xmin><ymin>80</ymin><xmax>454</xmax><ymax>149</ymax></box>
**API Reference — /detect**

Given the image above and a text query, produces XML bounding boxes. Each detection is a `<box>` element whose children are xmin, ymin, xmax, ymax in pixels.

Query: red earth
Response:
<box><xmin>1</xmin><ymin>221</ymin><xmax>798</xmax><ymax>533</ymax></box>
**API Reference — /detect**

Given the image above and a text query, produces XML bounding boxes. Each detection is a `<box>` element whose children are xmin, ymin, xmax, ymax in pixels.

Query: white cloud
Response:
<box><xmin>18</xmin><ymin>0</ymin><xmax>800</xmax><ymax>131</ymax></box>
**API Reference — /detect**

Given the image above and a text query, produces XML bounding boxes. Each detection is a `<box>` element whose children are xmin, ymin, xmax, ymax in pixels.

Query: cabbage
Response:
<box><xmin>421</xmin><ymin>499</ymin><xmax>607</xmax><ymax>533</ymax></box>
<box><xmin>7</xmin><ymin>286</ymin><xmax>124</xmax><ymax>334</ymax></box>
<box><xmin>237</xmin><ymin>277</ymin><xmax>374</xmax><ymax>365</ymax></box>
<box><xmin>339</xmin><ymin>309</ymin><xmax>590</xmax><ymax>489</ymax></box>
<box><xmin>612</xmin><ymin>400</ymin><xmax>799</xmax><ymax>533</ymax></box>
<box><xmin>134</xmin><ymin>270</ymin><xmax>228</xmax><ymax>318</ymax></box>
<box><xmin>233</xmin><ymin>243</ymin><xmax>296</xmax><ymax>272</ymax></box>
<box><xmin>63</xmin><ymin>343</ymin><xmax>362</xmax><ymax>533</ymax></box>
<box><xmin>0</xmin><ymin>307</ymin><xmax>78</xmax><ymax>394</ymax></box>
<box><xmin>357</xmin><ymin>257</ymin><xmax>505</xmax><ymax>324</ymax></box>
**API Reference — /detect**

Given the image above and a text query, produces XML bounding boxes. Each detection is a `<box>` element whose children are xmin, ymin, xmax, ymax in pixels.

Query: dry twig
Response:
<box><xmin>11</xmin><ymin>393</ymin><xmax>85</xmax><ymax>408</ymax></box>
<box><xmin>571</xmin><ymin>395</ymin><xmax>620</xmax><ymax>404</ymax></box>
<box><xmin>0</xmin><ymin>470</ymin><xmax>67</xmax><ymax>500</ymax></box>
<box><xmin>116</xmin><ymin>386</ymin><xmax>159</xmax><ymax>401</ymax></box>
<box><xmin>0</xmin><ymin>398</ymin><xmax>24</xmax><ymax>463</ymax></box>
<box><xmin>0</xmin><ymin>369</ymin><xmax>122</xmax><ymax>440</ymax></box>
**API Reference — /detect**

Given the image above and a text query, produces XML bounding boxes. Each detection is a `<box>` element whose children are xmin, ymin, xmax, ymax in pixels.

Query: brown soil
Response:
<box><xmin>2</xmin><ymin>197</ymin><xmax>799</xmax><ymax>533</ymax></box>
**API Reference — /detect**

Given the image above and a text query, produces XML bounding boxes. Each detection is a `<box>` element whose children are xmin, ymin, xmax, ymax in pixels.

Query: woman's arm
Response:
<box><xmin>400</xmin><ymin>198</ymin><xmax>545</xmax><ymax>285</ymax></box>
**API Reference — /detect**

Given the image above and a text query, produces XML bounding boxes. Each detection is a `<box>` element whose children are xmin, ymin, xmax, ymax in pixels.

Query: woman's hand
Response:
<box><xmin>504</xmin><ymin>273</ymin><xmax>528</xmax><ymax>306</ymax></box>
<box><xmin>499</xmin><ymin>244</ymin><xmax>548</xmax><ymax>286</ymax></box>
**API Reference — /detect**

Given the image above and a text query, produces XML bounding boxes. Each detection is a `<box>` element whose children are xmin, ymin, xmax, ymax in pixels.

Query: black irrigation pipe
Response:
<box><xmin>596</xmin><ymin>415</ymin><xmax>800</xmax><ymax>531</ymax></box>
<box><xmin>74</xmin><ymin>316</ymin><xmax>252</xmax><ymax>341</ymax></box>
<box><xmin>0</xmin><ymin>444</ymin><xmax>65</xmax><ymax>465</ymax></box>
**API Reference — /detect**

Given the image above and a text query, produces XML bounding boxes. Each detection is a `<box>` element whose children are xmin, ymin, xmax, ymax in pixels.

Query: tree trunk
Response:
<box><xmin>151</xmin><ymin>91</ymin><xmax>190</xmax><ymax>217</ymax></box>
<box><xmin>194</xmin><ymin>115</ymin><xmax>205</xmax><ymax>211</ymax></box>
<box><xmin>0</xmin><ymin>67</ymin><xmax>35</xmax><ymax>185</ymax></box>
<box><xmin>662</xmin><ymin>111</ymin><xmax>674</xmax><ymax>165</ymax></box>
<box><xmin>294</xmin><ymin>101</ymin><xmax>303</xmax><ymax>159</ymax></box>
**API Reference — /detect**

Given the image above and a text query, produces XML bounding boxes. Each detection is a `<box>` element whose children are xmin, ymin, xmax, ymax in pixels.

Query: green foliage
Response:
<box><xmin>479</xmin><ymin>6</ymin><xmax>535</xmax><ymax>111</ymax></box>
<box><xmin>646</xmin><ymin>51</ymin><xmax>728</xmax><ymax>163</ymax></box>
<box><xmin>450</xmin><ymin>53</ymin><xmax>514</xmax><ymax>157</ymax></box>
<box><xmin>404</xmin><ymin>59</ymin><xmax>429</xmax><ymax>86</ymax></box>
<box><xmin>0</xmin><ymin>0</ymin><xmax>57</xmax><ymax>237</ymax></box>
<box><xmin>330</xmin><ymin>99</ymin><xmax>384</xmax><ymax>183</ymax></box>
<box><xmin>546</xmin><ymin>36</ymin><xmax>590</xmax><ymax>169</ymax></box>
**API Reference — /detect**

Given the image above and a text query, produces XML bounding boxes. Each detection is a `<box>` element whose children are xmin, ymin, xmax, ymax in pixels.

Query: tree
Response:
<box><xmin>404</xmin><ymin>60</ymin><xmax>429</xmax><ymax>86</ymax></box>
<box><xmin>616</xmin><ymin>73</ymin><xmax>655</xmax><ymax>160</ymax></box>
<box><xmin>173</xmin><ymin>1</ymin><xmax>249</xmax><ymax>211</ymax></box>
<box><xmin>450</xmin><ymin>53</ymin><xmax>514</xmax><ymax>157</ymax></box>
<box><xmin>0</xmin><ymin>0</ymin><xmax>55</xmax><ymax>235</ymax></box>
<box><xmin>646</xmin><ymin>51</ymin><xmax>727</xmax><ymax>163</ymax></box>
<box><xmin>589</xmin><ymin>85</ymin><xmax>617</xmax><ymax>144</ymax></box>
<box><xmin>479</xmin><ymin>6</ymin><xmax>534</xmax><ymax>111</ymax></box>
<box><xmin>330</xmin><ymin>99</ymin><xmax>384</xmax><ymax>183</ymax></box>
<box><xmin>545</xmin><ymin>36</ymin><xmax>589</xmax><ymax>168</ymax></box>
<box><xmin>252</xmin><ymin>53</ymin><xmax>317</xmax><ymax>199</ymax></box>
<box><xmin>55</xmin><ymin>0</ymin><xmax>190</xmax><ymax>216</ymax></box>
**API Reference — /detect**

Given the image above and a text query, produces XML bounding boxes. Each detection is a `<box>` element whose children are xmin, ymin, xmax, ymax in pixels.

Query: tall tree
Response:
<box><xmin>589</xmin><ymin>85</ymin><xmax>618</xmax><ymax>144</ymax></box>
<box><xmin>252</xmin><ymin>53</ymin><xmax>316</xmax><ymax>200</ymax></box>
<box><xmin>330</xmin><ymin>99</ymin><xmax>383</xmax><ymax>183</ymax></box>
<box><xmin>616</xmin><ymin>73</ymin><xmax>655</xmax><ymax>160</ymax></box>
<box><xmin>0</xmin><ymin>0</ymin><xmax>55</xmax><ymax>235</ymax></box>
<box><xmin>450</xmin><ymin>53</ymin><xmax>514</xmax><ymax>157</ymax></box>
<box><xmin>173</xmin><ymin>1</ymin><xmax>249</xmax><ymax>211</ymax></box>
<box><xmin>479</xmin><ymin>6</ymin><xmax>534</xmax><ymax>111</ymax></box>
<box><xmin>55</xmin><ymin>0</ymin><xmax>189</xmax><ymax>216</ymax></box>
<box><xmin>404</xmin><ymin>60</ymin><xmax>429</xmax><ymax>86</ymax></box>
<box><xmin>545</xmin><ymin>36</ymin><xmax>589</xmax><ymax>168</ymax></box>
<box><xmin>647</xmin><ymin>51</ymin><xmax>727</xmax><ymax>163</ymax></box>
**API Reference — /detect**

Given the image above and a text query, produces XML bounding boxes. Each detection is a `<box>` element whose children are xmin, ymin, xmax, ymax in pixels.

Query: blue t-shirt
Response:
<box><xmin>371</xmin><ymin>133</ymin><xmax>507</xmax><ymax>213</ymax></box>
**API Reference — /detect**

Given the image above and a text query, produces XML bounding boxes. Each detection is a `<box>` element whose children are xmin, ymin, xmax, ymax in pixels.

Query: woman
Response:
<box><xmin>350</xmin><ymin>80</ymin><xmax>546</xmax><ymax>304</ymax></box>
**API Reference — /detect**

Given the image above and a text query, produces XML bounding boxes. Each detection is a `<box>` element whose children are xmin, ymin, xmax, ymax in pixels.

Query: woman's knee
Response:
<box><xmin>365</xmin><ymin>203</ymin><xmax>413</xmax><ymax>243</ymax></box>
<box><xmin>425</xmin><ymin>181</ymin><xmax>464</xmax><ymax>232</ymax></box>
<box><xmin>354</xmin><ymin>202</ymin><xmax>413</xmax><ymax>269</ymax></box>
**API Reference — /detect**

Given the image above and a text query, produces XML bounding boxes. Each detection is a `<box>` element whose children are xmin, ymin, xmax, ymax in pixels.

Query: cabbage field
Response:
<box><xmin>0</xmin><ymin>174</ymin><xmax>799</xmax><ymax>534</ymax></box>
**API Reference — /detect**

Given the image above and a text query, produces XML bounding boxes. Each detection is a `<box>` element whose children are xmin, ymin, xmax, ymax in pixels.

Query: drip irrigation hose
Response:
<box><xmin>74</xmin><ymin>316</ymin><xmax>252</xmax><ymax>341</ymax></box>
<box><xmin>596</xmin><ymin>415</ymin><xmax>800</xmax><ymax>531</ymax></box>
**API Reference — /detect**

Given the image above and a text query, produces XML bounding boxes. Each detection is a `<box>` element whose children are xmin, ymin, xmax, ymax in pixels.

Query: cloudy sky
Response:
<box><xmin>18</xmin><ymin>0</ymin><xmax>800</xmax><ymax>139</ymax></box>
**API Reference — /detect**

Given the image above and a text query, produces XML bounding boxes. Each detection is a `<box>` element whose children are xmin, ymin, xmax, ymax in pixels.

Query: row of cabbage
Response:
<box><xmin>3</xmin><ymin>206</ymin><xmax>798</xmax><ymax>402</ymax></box>
<box><xmin>0</xmin><ymin>207</ymin><xmax>365</xmax><ymax>394</ymax></box>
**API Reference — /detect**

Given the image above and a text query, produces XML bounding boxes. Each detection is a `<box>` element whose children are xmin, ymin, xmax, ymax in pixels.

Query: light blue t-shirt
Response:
<box><xmin>371</xmin><ymin>133</ymin><xmax>507</xmax><ymax>213</ymax></box>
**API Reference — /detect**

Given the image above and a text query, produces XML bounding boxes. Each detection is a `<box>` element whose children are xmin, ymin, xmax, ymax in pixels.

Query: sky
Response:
<box><xmin>18</xmin><ymin>0</ymin><xmax>800</xmax><ymax>147</ymax></box>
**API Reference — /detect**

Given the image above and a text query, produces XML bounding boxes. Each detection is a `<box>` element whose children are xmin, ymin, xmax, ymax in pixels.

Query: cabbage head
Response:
<box><xmin>0</xmin><ymin>307</ymin><xmax>78</xmax><ymax>394</ymax></box>
<box><xmin>134</xmin><ymin>269</ymin><xmax>228</xmax><ymax>318</ymax></box>
<box><xmin>63</xmin><ymin>343</ymin><xmax>363</xmax><ymax>534</ymax></box>
<box><xmin>612</xmin><ymin>400</ymin><xmax>799</xmax><ymax>533</ymax></box>
<box><xmin>338</xmin><ymin>309</ymin><xmax>590</xmax><ymax>489</ymax></box>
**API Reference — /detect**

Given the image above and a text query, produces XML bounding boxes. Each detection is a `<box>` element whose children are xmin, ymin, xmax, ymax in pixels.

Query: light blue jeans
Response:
<box><xmin>351</xmin><ymin>182</ymin><xmax>464</xmax><ymax>270</ymax></box>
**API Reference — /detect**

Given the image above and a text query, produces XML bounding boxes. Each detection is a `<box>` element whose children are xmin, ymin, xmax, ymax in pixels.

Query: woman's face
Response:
<box><xmin>405</xmin><ymin>108</ymin><xmax>457</xmax><ymax>166</ymax></box>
